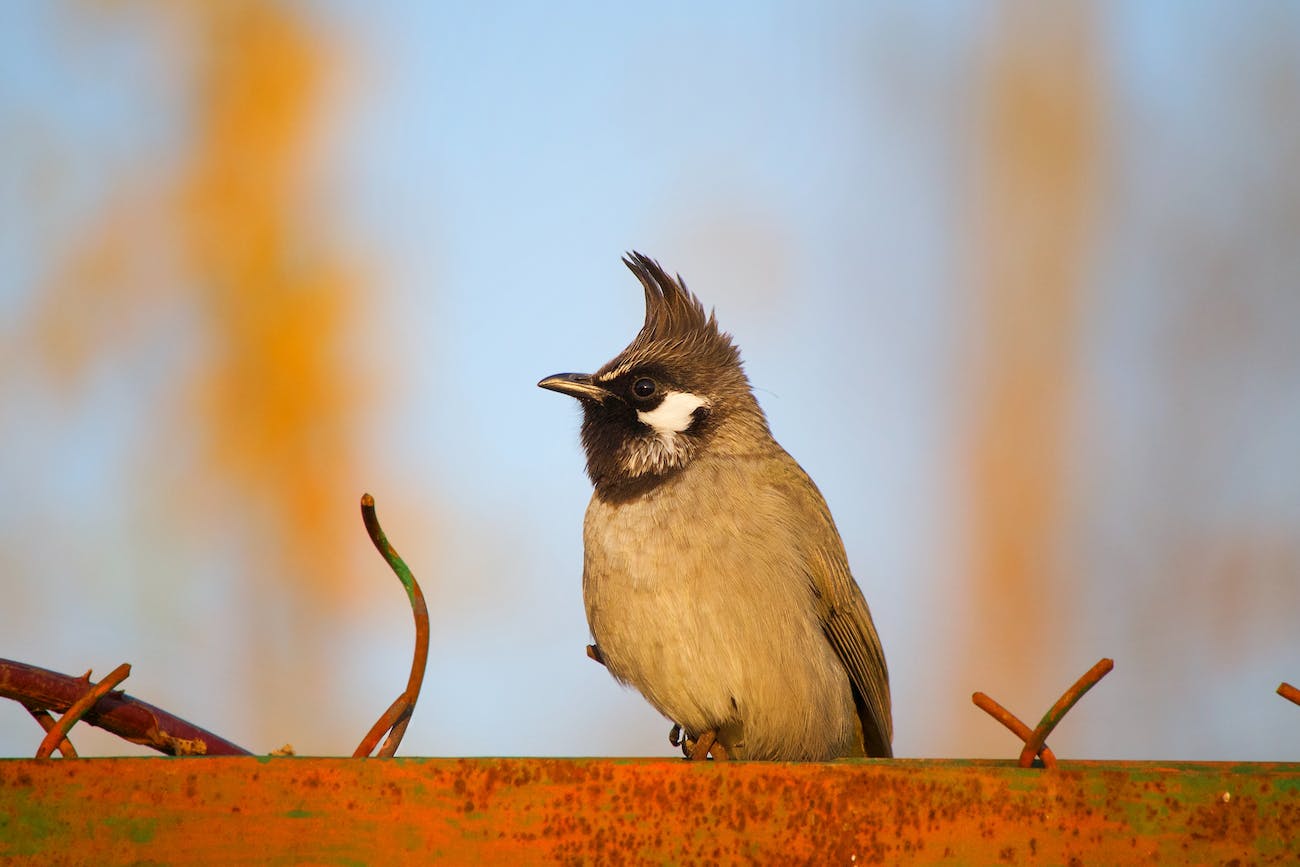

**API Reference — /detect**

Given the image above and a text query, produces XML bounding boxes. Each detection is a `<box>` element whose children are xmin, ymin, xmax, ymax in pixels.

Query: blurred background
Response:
<box><xmin>2</xmin><ymin>1</ymin><xmax>1298</xmax><ymax>761</ymax></box>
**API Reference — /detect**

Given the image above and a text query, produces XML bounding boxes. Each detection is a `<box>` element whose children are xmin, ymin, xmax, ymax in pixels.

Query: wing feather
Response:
<box><xmin>778</xmin><ymin>453</ymin><xmax>893</xmax><ymax>757</ymax></box>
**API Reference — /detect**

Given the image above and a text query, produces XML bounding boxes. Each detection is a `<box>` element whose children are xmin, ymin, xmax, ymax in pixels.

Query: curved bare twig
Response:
<box><xmin>353</xmin><ymin>493</ymin><xmax>430</xmax><ymax>758</ymax></box>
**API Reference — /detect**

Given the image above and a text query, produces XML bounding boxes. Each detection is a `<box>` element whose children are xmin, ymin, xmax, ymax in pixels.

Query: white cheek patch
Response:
<box><xmin>636</xmin><ymin>390</ymin><xmax>709</xmax><ymax>434</ymax></box>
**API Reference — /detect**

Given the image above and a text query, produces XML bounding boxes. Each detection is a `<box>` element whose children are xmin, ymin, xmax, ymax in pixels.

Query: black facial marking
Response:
<box><xmin>580</xmin><ymin>365</ymin><xmax>716</xmax><ymax>503</ymax></box>
<box><xmin>564</xmin><ymin>253</ymin><xmax>766</xmax><ymax>503</ymax></box>
<box><xmin>599</xmin><ymin>366</ymin><xmax>677</xmax><ymax>412</ymax></box>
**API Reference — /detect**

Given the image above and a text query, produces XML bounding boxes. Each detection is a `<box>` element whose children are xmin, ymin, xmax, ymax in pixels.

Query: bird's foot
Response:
<box><xmin>586</xmin><ymin>644</ymin><xmax>605</xmax><ymax>666</ymax></box>
<box><xmin>680</xmin><ymin>728</ymin><xmax>730</xmax><ymax>761</ymax></box>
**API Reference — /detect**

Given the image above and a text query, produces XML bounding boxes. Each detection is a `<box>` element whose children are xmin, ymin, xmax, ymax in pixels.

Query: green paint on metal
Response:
<box><xmin>369</xmin><ymin>522</ymin><xmax>417</xmax><ymax>606</ymax></box>
<box><xmin>102</xmin><ymin>816</ymin><xmax>158</xmax><ymax>844</ymax></box>
<box><xmin>0</xmin><ymin>795</ymin><xmax>60</xmax><ymax>856</ymax></box>
<box><xmin>284</xmin><ymin>809</ymin><xmax>314</xmax><ymax>819</ymax></box>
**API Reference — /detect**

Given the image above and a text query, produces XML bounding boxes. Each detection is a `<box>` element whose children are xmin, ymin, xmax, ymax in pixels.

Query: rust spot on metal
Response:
<box><xmin>17</xmin><ymin>758</ymin><xmax>1288</xmax><ymax>864</ymax></box>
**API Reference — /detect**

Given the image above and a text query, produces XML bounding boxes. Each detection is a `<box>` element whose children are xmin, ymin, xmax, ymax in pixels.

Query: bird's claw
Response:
<box><xmin>678</xmin><ymin>727</ymin><xmax>729</xmax><ymax>761</ymax></box>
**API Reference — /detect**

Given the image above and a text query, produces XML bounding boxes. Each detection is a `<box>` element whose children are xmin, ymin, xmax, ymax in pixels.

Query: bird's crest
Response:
<box><xmin>598</xmin><ymin>252</ymin><xmax>740</xmax><ymax>380</ymax></box>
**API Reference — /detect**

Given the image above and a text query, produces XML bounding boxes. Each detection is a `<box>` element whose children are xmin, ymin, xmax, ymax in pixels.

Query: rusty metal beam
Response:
<box><xmin>1</xmin><ymin>758</ymin><xmax>1297</xmax><ymax>863</ymax></box>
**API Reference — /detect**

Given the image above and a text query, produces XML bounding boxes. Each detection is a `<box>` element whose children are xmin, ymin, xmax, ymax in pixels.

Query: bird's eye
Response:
<box><xmin>632</xmin><ymin>377</ymin><xmax>656</xmax><ymax>399</ymax></box>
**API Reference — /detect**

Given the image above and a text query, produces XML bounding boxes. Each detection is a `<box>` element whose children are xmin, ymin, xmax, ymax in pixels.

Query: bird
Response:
<box><xmin>538</xmin><ymin>252</ymin><xmax>892</xmax><ymax>761</ymax></box>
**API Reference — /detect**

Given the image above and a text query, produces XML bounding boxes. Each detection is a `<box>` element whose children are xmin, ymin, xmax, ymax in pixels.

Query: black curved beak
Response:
<box><xmin>537</xmin><ymin>372</ymin><xmax>614</xmax><ymax>403</ymax></box>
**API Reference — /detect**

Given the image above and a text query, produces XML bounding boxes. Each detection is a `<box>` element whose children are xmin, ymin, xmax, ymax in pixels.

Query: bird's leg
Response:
<box><xmin>594</xmin><ymin>646</ymin><xmax>731</xmax><ymax>757</ymax></box>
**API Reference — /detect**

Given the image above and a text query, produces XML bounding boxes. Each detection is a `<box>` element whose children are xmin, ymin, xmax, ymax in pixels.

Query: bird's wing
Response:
<box><xmin>779</xmin><ymin>454</ymin><xmax>893</xmax><ymax>758</ymax></box>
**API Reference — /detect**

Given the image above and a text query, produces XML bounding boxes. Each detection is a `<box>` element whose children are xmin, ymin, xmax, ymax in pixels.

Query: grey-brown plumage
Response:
<box><xmin>539</xmin><ymin>252</ymin><xmax>892</xmax><ymax>760</ymax></box>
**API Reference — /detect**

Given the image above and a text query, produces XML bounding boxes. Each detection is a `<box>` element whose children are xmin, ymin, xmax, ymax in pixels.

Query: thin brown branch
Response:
<box><xmin>354</xmin><ymin>694</ymin><xmax>408</xmax><ymax>759</ymax></box>
<box><xmin>971</xmin><ymin>692</ymin><xmax>1057</xmax><ymax>768</ymax></box>
<box><xmin>1279</xmin><ymin>682</ymin><xmax>1300</xmax><ymax>707</ymax></box>
<box><xmin>354</xmin><ymin>493</ymin><xmax>430</xmax><ymax>758</ymax></box>
<box><xmin>1018</xmin><ymin>658</ymin><xmax>1114</xmax><ymax>768</ymax></box>
<box><xmin>1</xmin><ymin>658</ymin><xmax>252</xmax><ymax>756</ymax></box>
<box><xmin>378</xmin><ymin>714</ymin><xmax>414</xmax><ymax>759</ymax></box>
<box><xmin>36</xmin><ymin>663</ymin><xmax>131</xmax><ymax>758</ymax></box>
<box><xmin>25</xmin><ymin>706</ymin><xmax>77</xmax><ymax>758</ymax></box>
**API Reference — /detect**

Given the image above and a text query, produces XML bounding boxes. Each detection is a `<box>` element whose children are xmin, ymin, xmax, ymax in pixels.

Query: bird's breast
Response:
<box><xmin>580</xmin><ymin>455</ymin><xmax>858</xmax><ymax>759</ymax></box>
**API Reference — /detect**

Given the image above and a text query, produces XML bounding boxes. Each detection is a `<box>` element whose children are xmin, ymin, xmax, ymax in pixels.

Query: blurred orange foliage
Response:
<box><xmin>960</xmin><ymin>0</ymin><xmax>1099</xmax><ymax>738</ymax></box>
<box><xmin>179</xmin><ymin>2</ymin><xmax>358</xmax><ymax>598</ymax></box>
<box><xmin>33</xmin><ymin>0</ymin><xmax>360</xmax><ymax>602</ymax></box>
<box><xmin>3</xmin><ymin>0</ymin><xmax>380</xmax><ymax>750</ymax></box>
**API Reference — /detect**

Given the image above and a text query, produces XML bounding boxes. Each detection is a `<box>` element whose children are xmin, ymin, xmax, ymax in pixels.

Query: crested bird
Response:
<box><xmin>539</xmin><ymin>252</ymin><xmax>892</xmax><ymax>760</ymax></box>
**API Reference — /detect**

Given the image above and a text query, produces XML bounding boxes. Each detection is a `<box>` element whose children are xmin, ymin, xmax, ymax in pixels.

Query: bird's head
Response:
<box><xmin>539</xmin><ymin>252</ymin><xmax>768</xmax><ymax>498</ymax></box>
